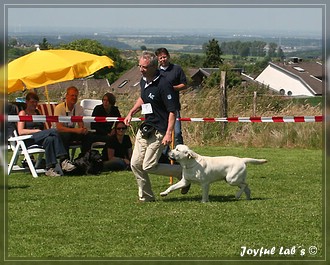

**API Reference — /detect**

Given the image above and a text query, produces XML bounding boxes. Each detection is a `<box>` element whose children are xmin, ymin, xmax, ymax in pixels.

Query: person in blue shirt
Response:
<box><xmin>155</xmin><ymin>48</ymin><xmax>191</xmax><ymax>193</ymax></box>
<box><xmin>155</xmin><ymin>47</ymin><xmax>187</xmax><ymax>146</ymax></box>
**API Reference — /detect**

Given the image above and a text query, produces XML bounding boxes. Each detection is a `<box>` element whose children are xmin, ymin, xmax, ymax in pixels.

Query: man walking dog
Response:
<box><xmin>124</xmin><ymin>51</ymin><xmax>185</xmax><ymax>202</ymax></box>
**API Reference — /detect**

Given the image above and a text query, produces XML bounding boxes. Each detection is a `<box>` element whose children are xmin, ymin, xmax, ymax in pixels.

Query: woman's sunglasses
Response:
<box><xmin>116</xmin><ymin>127</ymin><xmax>127</xmax><ymax>131</ymax></box>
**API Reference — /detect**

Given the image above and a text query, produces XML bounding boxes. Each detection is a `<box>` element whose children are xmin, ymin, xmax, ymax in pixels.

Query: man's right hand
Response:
<box><xmin>77</xmin><ymin>127</ymin><xmax>88</xmax><ymax>135</ymax></box>
<box><xmin>124</xmin><ymin>115</ymin><xmax>132</xmax><ymax>126</ymax></box>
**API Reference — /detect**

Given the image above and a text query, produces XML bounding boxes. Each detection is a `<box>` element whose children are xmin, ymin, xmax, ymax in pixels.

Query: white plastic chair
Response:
<box><xmin>7</xmin><ymin>130</ymin><xmax>46</xmax><ymax>178</ymax></box>
<box><xmin>80</xmin><ymin>99</ymin><xmax>102</xmax><ymax>118</ymax></box>
<box><xmin>80</xmin><ymin>99</ymin><xmax>106</xmax><ymax>150</ymax></box>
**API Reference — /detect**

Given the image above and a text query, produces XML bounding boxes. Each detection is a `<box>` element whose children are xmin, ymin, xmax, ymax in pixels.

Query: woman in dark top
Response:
<box><xmin>91</xmin><ymin>92</ymin><xmax>121</xmax><ymax>136</ymax></box>
<box><xmin>102</xmin><ymin>121</ymin><xmax>132</xmax><ymax>171</ymax></box>
<box><xmin>17</xmin><ymin>92</ymin><xmax>76</xmax><ymax>177</ymax></box>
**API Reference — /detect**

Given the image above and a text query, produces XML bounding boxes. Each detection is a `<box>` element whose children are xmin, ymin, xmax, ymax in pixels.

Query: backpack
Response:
<box><xmin>7</xmin><ymin>102</ymin><xmax>26</xmax><ymax>138</ymax></box>
<box><xmin>7</xmin><ymin>103</ymin><xmax>19</xmax><ymax>138</ymax></box>
<box><xmin>73</xmin><ymin>149</ymin><xmax>103</xmax><ymax>175</ymax></box>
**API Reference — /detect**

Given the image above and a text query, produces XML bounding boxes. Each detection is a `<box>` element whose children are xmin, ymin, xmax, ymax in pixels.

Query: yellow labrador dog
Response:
<box><xmin>160</xmin><ymin>144</ymin><xmax>267</xmax><ymax>203</ymax></box>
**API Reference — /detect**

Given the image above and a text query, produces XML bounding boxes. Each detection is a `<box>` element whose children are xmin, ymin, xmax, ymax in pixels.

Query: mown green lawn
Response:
<box><xmin>4</xmin><ymin>146</ymin><xmax>324</xmax><ymax>264</ymax></box>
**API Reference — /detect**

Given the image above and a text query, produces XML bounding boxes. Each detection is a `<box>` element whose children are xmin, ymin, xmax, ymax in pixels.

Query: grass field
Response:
<box><xmin>4</xmin><ymin>146</ymin><xmax>324</xmax><ymax>264</ymax></box>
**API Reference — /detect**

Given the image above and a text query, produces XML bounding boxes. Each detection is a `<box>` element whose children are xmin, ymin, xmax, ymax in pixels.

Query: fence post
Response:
<box><xmin>220</xmin><ymin>71</ymin><xmax>227</xmax><ymax>134</ymax></box>
<box><xmin>253</xmin><ymin>91</ymin><xmax>257</xmax><ymax>116</ymax></box>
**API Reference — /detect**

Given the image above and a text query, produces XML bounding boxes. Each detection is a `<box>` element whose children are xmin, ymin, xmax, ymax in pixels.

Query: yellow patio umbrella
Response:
<box><xmin>8</xmin><ymin>49</ymin><xmax>115</xmax><ymax>99</ymax></box>
<box><xmin>0</xmin><ymin>65</ymin><xmax>4</xmax><ymax>94</ymax></box>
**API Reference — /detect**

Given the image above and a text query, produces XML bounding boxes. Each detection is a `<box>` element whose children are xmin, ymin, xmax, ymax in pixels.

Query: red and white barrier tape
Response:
<box><xmin>7</xmin><ymin>115</ymin><xmax>323</xmax><ymax>123</ymax></box>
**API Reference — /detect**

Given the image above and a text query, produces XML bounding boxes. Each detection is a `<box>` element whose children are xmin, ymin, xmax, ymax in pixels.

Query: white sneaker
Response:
<box><xmin>45</xmin><ymin>168</ymin><xmax>61</xmax><ymax>177</ymax></box>
<box><xmin>61</xmin><ymin>159</ymin><xmax>76</xmax><ymax>172</ymax></box>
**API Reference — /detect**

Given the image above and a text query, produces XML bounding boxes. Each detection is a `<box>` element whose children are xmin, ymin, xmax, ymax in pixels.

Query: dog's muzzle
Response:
<box><xmin>168</xmin><ymin>151</ymin><xmax>176</xmax><ymax>161</ymax></box>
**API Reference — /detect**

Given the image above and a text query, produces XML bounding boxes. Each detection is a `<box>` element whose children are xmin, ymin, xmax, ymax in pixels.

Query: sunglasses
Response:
<box><xmin>116</xmin><ymin>127</ymin><xmax>127</xmax><ymax>131</ymax></box>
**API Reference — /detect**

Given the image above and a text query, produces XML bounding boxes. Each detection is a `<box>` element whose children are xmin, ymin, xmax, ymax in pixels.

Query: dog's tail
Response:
<box><xmin>242</xmin><ymin>158</ymin><xmax>267</xmax><ymax>165</ymax></box>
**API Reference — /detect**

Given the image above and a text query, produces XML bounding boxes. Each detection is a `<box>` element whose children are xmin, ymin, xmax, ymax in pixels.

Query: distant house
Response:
<box><xmin>109</xmin><ymin>67</ymin><xmax>141</xmax><ymax>95</ymax></box>
<box><xmin>109</xmin><ymin>66</ymin><xmax>219</xmax><ymax>92</ymax></box>
<box><xmin>108</xmin><ymin>66</ymin><xmax>249</xmax><ymax>92</ymax></box>
<box><xmin>189</xmin><ymin>68</ymin><xmax>219</xmax><ymax>87</ymax></box>
<box><xmin>255</xmin><ymin>58</ymin><xmax>323</xmax><ymax>97</ymax></box>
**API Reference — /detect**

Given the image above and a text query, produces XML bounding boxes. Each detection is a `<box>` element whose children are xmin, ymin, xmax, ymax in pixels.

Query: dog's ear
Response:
<box><xmin>187</xmin><ymin>149</ymin><xmax>197</xmax><ymax>159</ymax></box>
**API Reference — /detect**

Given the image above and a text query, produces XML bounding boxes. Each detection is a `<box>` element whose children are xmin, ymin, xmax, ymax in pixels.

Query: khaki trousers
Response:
<box><xmin>131</xmin><ymin>129</ymin><xmax>182</xmax><ymax>201</ymax></box>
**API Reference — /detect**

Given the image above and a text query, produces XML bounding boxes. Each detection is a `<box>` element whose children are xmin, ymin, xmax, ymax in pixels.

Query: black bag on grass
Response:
<box><xmin>72</xmin><ymin>149</ymin><xmax>103</xmax><ymax>175</ymax></box>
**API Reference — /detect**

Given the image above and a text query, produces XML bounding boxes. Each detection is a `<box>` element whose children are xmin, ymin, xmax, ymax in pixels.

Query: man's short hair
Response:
<box><xmin>155</xmin><ymin>47</ymin><xmax>170</xmax><ymax>57</ymax></box>
<box><xmin>66</xmin><ymin>86</ymin><xmax>79</xmax><ymax>95</ymax></box>
<box><xmin>141</xmin><ymin>51</ymin><xmax>158</xmax><ymax>67</ymax></box>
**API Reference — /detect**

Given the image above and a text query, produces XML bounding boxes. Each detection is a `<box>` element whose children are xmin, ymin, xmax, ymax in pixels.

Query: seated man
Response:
<box><xmin>53</xmin><ymin>86</ymin><xmax>92</xmax><ymax>155</ymax></box>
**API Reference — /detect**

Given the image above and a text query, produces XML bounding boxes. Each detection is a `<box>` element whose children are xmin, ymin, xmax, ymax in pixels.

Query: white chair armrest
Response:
<box><xmin>8</xmin><ymin>134</ymin><xmax>33</xmax><ymax>142</ymax></box>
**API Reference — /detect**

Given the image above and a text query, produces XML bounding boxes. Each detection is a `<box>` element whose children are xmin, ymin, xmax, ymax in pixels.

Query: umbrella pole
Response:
<box><xmin>45</xmin><ymin>85</ymin><xmax>50</xmax><ymax>104</ymax></box>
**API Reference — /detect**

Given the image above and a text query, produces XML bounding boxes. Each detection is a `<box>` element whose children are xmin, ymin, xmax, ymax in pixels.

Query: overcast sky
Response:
<box><xmin>7</xmin><ymin>5</ymin><xmax>323</xmax><ymax>36</ymax></box>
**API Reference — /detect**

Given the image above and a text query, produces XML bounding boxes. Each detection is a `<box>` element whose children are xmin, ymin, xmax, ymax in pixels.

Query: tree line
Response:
<box><xmin>6</xmin><ymin>37</ymin><xmax>308</xmax><ymax>89</ymax></box>
<box><xmin>219</xmin><ymin>40</ymin><xmax>283</xmax><ymax>58</ymax></box>
<box><xmin>172</xmin><ymin>39</ymin><xmax>274</xmax><ymax>76</ymax></box>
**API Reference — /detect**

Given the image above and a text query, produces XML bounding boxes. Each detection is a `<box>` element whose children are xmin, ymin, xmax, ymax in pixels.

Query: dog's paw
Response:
<box><xmin>160</xmin><ymin>192</ymin><xmax>168</xmax><ymax>197</ymax></box>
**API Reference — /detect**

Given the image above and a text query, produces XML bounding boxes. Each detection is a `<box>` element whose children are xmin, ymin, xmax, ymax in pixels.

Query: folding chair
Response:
<box><xmin>37</xmin><ymin>102</ymin><xmax>57</xmax><ymax>129</ymax></box>
<box><xmin>80</xmin><ymin>99</ymin><xmax>106</xmax><ymax>150</ymax></box>
<box><xmin>7</xmin><ymin>130</ymin><xmax>46</xmax><ymax>178</ymax></box>
<box><xmin>7</xmin><ymin>102</ymin><xmax>46</xmax><ymax>178</ymax></box>
<box><xmin>80</xmin><ymin>99</ymin><xmax>102</xmax><ymax>130</ymax></box>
